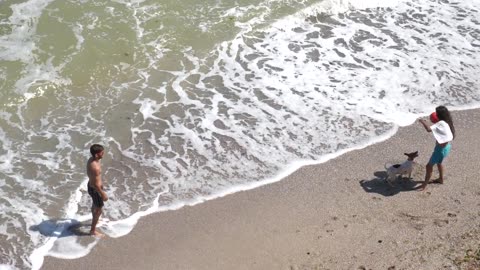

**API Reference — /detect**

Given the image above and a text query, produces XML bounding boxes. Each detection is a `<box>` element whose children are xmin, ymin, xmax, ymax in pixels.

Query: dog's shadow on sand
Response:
<box><xmin>30</xmin><ymin>219</ymin><xmax>91</xmax><ymax>238</ymax></box>
<box><xmin>359</xmin><ymin>171</ymin><xmax>423</xmax><ymax>197</ymax></box>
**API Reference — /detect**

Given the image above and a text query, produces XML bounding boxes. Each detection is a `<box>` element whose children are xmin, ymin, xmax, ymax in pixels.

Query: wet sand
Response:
<box><xmin>43</xmin><ymin>108</ymin><xmax>480</xmax><ymax>270</ymax></box>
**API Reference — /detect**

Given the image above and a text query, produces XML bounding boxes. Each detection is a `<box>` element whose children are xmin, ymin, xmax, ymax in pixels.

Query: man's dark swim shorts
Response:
<box><xmin>88</xmin><ymin>184</ymin><xmax>104</xmax><ymax>208</ymax></box>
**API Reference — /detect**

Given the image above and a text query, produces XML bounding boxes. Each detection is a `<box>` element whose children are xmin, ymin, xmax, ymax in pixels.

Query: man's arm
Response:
<box><xmin>92</xmin><ymin>163</ymin><xmax>108</xmax><ymax>201</ymax></box>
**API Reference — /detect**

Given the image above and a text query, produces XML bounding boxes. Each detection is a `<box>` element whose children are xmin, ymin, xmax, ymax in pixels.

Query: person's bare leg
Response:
<box><xmin>436</xmin><ymin>163</ymin><xmax>444</xmax><ymax>184</ymax></box>
<box><xmin>419</xmin><ymin>163</ymin><xmax>433</xmax><ymax>191</ymax></box>
<box><xmin>90</xmin><ymin>206</ymin><xmax>104</xmax><ymax>237</ymax></box>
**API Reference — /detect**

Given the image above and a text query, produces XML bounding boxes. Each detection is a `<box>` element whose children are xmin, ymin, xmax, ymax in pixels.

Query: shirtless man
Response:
<box><xmin>87</xmin><ymin>144</ymin><xmax>108</xmax><ymax>237</ymax></box>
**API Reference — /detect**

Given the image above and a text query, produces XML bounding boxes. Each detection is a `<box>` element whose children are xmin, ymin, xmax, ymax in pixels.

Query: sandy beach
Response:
<box><xmin>42</xmin><ymin>108</ymin><xmax>480</xmax><ymax>270</ymax></box>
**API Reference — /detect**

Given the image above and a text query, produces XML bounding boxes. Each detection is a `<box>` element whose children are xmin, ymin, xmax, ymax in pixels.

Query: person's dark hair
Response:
<box><xmin>436</xmin><ymin>106</ymin><xmax>455</xmax><ymax>139</ymax></box>
<box><xmin>90</xmin><ymin>144</ymin><xmax>104</xmax><ymax>156</ymax></box>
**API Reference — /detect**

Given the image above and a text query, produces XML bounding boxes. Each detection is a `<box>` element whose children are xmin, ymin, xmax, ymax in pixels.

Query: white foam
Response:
<box><xmin>136</xmin><ymin>98</ymin><xmax>162</xmax><ymax>121</ymax></box>
<box><xmin>0</xmin><ymin>0</ymin><xmax>53</xmax><ymax>60</ymax></box>
<box><xmin>72</xmin><ymin>23</ymin><xmax>85</xmax><ymax>51</ymax></box>
<box><xmin>218</xmin><ymin>0</ymin><xmax>480</xmax><ymax>130</ymax></box>
<box><xmin>0</xmin><ymin>0</ymin><xmax>71</xmax><ymax>105</ymax></box>
<box><xmin>30</xmin><ymin>180</ymin><xmax>90</xmax><ymax>269</ymax></box>
<box><xmin>45</xmin><ymin>238</ymin><xmax>98</xmax><ymax>260</ymax></box>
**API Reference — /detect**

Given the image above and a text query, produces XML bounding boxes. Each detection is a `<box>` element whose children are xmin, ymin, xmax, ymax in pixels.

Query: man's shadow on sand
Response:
<box><xmin>30</xmin><ymin>219</ymin><xmax>91</xmax><ymax>238</ymax></box>
<box><xmin>359</xmin><ymin>171</ymin><xmax>423</xmax><ymax>197</ymax></box>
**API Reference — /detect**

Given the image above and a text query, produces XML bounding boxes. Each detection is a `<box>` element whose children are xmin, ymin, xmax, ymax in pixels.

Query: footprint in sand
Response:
<box><xmin>398</xmin><ymin>212</ymin><xmax>426</xmax><ymax>231</ymax></box>
<box><xmin>447</xmin><ymin>212</ymin><xmax>457</xmax><ymax>218</ymax></box>
<box><xmin>419</xmin><ymin>191</ymin><xmax>431</xmax><ymax>198</ymax></box>
<box><xmin>412</xmin><ymin>223</ymin><xmax>426</xmax><ymax>231</ymax></box>
<box><xmin>433</xmin><ymin>219</ymin><xmax>449</xmax><ymax>227</ymax></box>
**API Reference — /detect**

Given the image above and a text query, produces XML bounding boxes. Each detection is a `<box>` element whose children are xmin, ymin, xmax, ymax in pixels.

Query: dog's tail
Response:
<box><xmin>384</xmin><ymin>162</ymin><xmax>392</xmax><ymax>170</ymax></box>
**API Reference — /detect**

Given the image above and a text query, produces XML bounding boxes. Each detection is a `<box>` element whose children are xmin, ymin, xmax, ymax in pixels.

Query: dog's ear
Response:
<box><xmin>404</xmin><ymin>153</ymin><xmax>408</xmax><ymax>156</ymax></box>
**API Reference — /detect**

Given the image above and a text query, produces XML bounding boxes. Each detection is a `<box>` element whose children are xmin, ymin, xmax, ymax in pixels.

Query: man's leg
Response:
<box><xmin>90</xmin><ymin>205</ymin><xmax>103</xmax><ymax>236</ymax></box>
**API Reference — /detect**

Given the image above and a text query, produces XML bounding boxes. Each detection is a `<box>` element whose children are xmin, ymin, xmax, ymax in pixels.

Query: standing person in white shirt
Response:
<box><xmin>418</xmin><ymin>106</ymin><xmax>456</xmax><ymax>191</ymax></box>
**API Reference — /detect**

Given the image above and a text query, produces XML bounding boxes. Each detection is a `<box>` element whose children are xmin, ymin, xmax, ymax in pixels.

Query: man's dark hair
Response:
<box><xmin>90</xmin><ymin>144</ymin><xmax>104</xmax><ymax>156</ymax></box>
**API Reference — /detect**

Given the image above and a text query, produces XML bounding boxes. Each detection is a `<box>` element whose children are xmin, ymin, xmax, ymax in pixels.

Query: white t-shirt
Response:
<box><xmin>431</xmin><ymin>120</ymin><xmax>453</xmax><ymax>144</ymax></box>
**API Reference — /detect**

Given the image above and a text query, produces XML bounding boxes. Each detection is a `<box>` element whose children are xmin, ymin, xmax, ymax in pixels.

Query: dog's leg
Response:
<box><xmin>406</xmin><ymin>168</ymin><xmax>413</xmax><ymax>181</ymax></box>
<box><xmin>385</xmin><ymin>169</ymin><xmax>396</xmax><ymax>186</ymax></box>
<box><xmin>387</xmin><ymin>175</ymin><xmax>395</xmax><ymax>187</ymax></box>
<box><xmin>387</xmin><ymin>179</ymin><xmax>394</xmax><ymax>187</ymax></box>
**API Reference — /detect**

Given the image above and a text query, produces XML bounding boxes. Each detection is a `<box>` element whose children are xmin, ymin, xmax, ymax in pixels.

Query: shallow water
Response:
<box><xmin>0</xmin><ymin>0</ymin><xmax>480</xmax><ymax>269</ymax></box>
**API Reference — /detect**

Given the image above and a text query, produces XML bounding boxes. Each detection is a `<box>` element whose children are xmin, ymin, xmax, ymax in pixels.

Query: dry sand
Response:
<box><xmin>43</xmin><ymin>109</ymin><xmax>480</xmax><ymax>270</ymax></box>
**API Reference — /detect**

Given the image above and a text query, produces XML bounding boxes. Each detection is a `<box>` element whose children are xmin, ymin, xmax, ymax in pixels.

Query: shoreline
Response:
<box><xmin>43</xmin><ymin>108</ymin><xmax>480</xmax><ymax>269</ymax></box>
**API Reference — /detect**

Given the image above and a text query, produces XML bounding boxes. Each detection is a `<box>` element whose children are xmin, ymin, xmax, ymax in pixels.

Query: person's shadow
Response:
<box><xmin>359</xmin><ymin>171</ymin><xmax>422</xmax><ymax>196</ymax></box>
<box><xmin>30</xmin><ymin>219</ymin><xmax>91</xmax><ymax>237</ymax></box>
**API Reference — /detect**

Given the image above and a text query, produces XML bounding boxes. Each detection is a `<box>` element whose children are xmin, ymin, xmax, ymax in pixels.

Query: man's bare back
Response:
<box><xmin>87</xmin><ymin>157</ymin><xmax>104</xmax><ymax>190</ymax></box>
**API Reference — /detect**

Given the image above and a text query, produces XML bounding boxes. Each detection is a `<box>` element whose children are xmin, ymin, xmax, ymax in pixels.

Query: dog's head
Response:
<box><xmin>404</xmin><ymin>151</ymin><xmax>419</xmax><ymax>160</ymax></box>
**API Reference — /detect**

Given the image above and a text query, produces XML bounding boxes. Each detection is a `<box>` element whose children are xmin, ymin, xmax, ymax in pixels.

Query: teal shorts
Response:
<box><xmin>429</xmin><ymin>143</ymin><xmax>451</xmax><ymax>165</ymax></box>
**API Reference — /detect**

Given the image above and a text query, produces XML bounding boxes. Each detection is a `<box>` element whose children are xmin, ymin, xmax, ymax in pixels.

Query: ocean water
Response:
<box><xmin>1</xmin><ymin>0</ymin><xmax>480</xmax><ymax>269</ymax></box>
